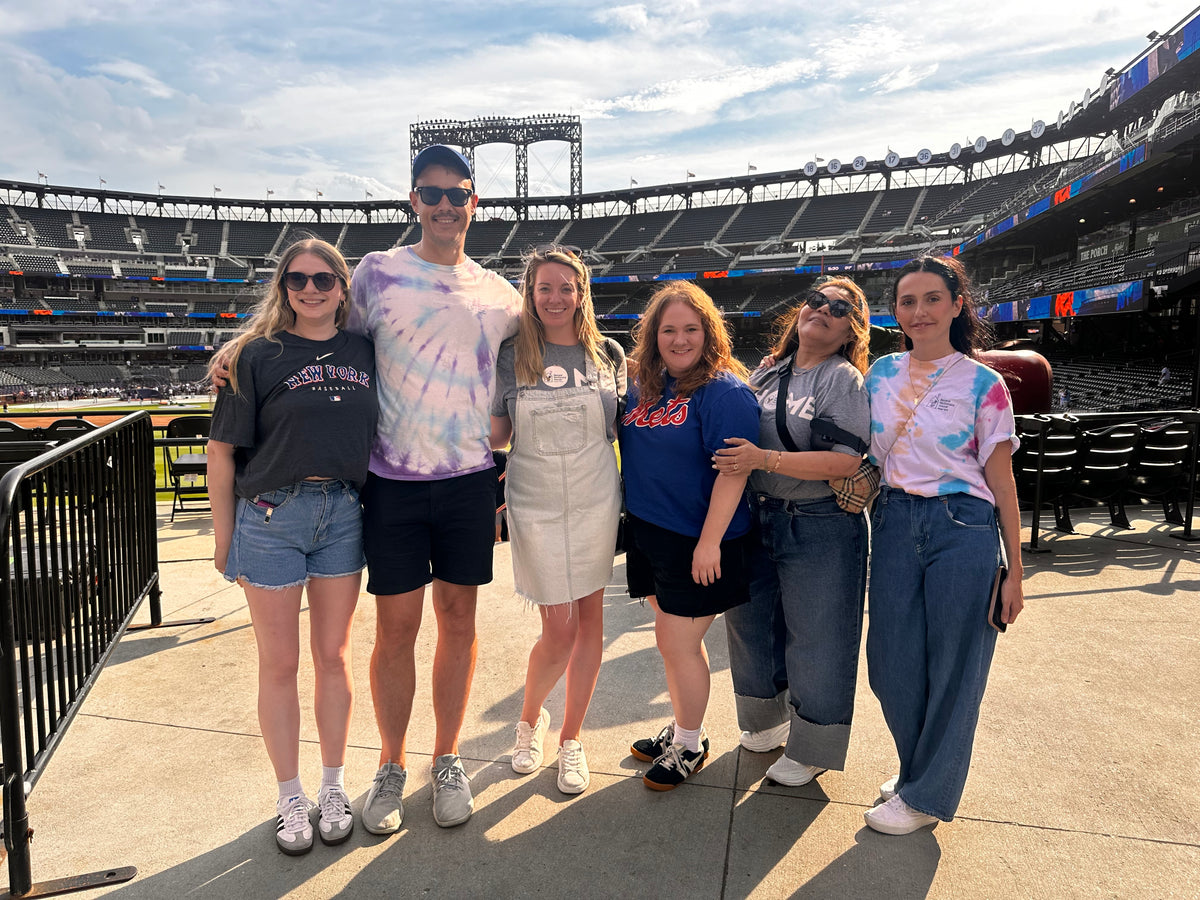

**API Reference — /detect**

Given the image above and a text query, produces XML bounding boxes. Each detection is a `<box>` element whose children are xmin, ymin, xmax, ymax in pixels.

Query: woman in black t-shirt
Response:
<box><xmin>208</xmin><ymin>238</ymin><xmax>377</xmax><ymax>856</ymax></box>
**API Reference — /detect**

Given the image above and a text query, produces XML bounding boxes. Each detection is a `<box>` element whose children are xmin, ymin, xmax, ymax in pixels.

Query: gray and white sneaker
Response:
<box><xmin>362</xmin><ymin>762</ymin><xmax>407</xmax><ymax>835</ymax></box>
<box><xmin>317</xmin><ymin>785</ymin><xmax>354</xmax><ymax>845</ymax></box>
<box><xmin>431</xmin><ymin>754</ymin><xmax>474</xmax><ymax>828</ymax></box>
<box><xmin>275</xmin><ymin>793</ymin><xmax>315</xmax><ymax>856</ymax></box>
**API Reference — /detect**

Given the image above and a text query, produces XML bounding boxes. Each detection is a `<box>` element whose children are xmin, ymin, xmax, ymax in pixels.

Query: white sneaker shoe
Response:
<box><xmin>880</xmin><ymin>775</ymin><xmax>899</xmax><ymax>801</ymax></box>
<box><xmin>556</xmin><ymin>739</ymin><xmax>590</xmax><ymax>795</ymax></box>
<box><xmin>765</xmin><ymin>755</ymin><xmax>827</xmax><ymax>786</ymax></box>
<box><xmin>864</xmin><ymin>795</ymin><xmax>939</xmax><ymax>835</ymax></box>
<box><xmin>739</xmin><ymin>720</ymin><xmax>790</xmax><ymax>752</ymax></box>
<box><xmin>275</xmin><ymin>793</ymin><xmax>314</xmax><ymax>856</ymax></box>
<box><xmin>511</xmin><ymin>708</ymin><xmax>550</xmax><ymax>774</ymax></box>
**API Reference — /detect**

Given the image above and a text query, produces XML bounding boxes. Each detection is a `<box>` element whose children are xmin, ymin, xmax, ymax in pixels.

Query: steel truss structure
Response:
<box><xmin>410</xmin><ymin>114</ymin><xmax>583</xmax><ymax>217</ymax></box>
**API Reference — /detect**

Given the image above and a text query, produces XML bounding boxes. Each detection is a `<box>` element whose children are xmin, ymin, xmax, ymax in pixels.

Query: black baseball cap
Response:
<box><xmin>412</xmin><ymin>145</ymin><xmax>473</xmax><ymax>189</ymax></box>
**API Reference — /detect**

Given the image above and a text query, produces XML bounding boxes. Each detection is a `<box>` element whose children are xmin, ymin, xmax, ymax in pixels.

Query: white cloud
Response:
<box><xmin>90</xmin><ymin>59</ymin><xmax>175</xmax><ymax>99</ymax></box>
<box><xmin>867</xmin><ymin>63</ymin><xmax>939</xmax><ymax>95</ymax></box>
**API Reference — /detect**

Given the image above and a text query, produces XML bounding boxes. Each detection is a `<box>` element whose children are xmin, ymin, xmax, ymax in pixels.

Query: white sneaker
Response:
<box><xmin>864</xmin><ymin>795</ymin><xmax>939</xmax><ymax>835</ymax></box>
<box><xmin>316</xmin><ymin>785</ymin><xmax>354</xmax><ymax>845</ymax></box>
<box><xmin>275</xmin><ymin>793</ymin><xmax>314</xmax><ymax>856</ymax></box>
<box><xmin>880</xmin><ymin>775</ymin><xmax>899</xmax><ymax>801</ymax></box>
<box><xmin>511</xmin><ymin>708</ymin><xmax>550</xmax><ymax>775</ymax></box>
<box><xmin>738</xmin><ymin>720</ymin><xmax>789</xmax><ymax>752</ymax></box>
<box><xmin>556</xmin><ymin>739</ymin><xmax>590</xmax><ymax>794</ymax></box>
<box><xmin>765</xmin><ymin>755</ymin><xmax>826</xmax><ymax>786</ymax></box>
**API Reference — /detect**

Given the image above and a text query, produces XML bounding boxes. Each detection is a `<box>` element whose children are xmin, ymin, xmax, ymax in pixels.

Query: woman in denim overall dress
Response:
<box><xmin>491</xmin><ymin>246</ymin><xmax>624</xmax><ymax>795</ymax></box>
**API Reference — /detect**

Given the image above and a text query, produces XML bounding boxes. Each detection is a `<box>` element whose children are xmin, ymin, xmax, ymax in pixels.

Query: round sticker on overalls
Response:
<box><xmin>543</xmin><ymin>365</ymin><xmax>569</xmax><ymax>388</ymax></box>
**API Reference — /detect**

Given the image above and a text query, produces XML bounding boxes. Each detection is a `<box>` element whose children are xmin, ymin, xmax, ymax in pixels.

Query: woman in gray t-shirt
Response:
<box><xmin>713</xmin><ymin>278</ymin><xmax>871</xmax><ymax>787</ymax></box>
<box><xmin>489</xmin><ymin>246</ymin><xmax>624</xmax><ymax>797</ymax></box>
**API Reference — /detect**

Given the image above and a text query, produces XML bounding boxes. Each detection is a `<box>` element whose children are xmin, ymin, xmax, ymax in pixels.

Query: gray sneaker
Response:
<box><xmin>362</xmin><ymin>762</ymin><xmax>407</xmax><ymax>835</ymax></box>
<box><xmin>316</xmin><ymin>785</ymin><xmax>354</xmax><ymax>845</ymax></box>
<box><xmin>431</xmin><ymin>754</ymin><xmax>474</xmax><ymax>828</ymax></box>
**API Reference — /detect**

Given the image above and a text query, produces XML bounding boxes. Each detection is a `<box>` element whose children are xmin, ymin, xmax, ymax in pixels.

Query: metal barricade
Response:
<box><xmin>0</xmin><ymin>414</ymin><xmax>156</xmax><ymax>897</ymax></box>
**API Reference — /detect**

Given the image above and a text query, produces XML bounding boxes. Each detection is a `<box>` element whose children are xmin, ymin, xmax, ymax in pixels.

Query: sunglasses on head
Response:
<box><xmin>283</xmin><ymin>271</ymin><xmax>340</xmax><ymax>292</ymax></box>
<box><xmin>803</xmin><ymin>289</ymin><xmax>857</xmax><ymax>319</ymax></box>
<box><xmin>414</xmin><ymin>185</ymin><xmax>473</xmax><ymax>207</ymax></box>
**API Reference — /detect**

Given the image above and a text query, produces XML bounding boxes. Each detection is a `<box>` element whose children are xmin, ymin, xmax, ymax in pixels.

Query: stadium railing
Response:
<box><xmin>0</xmin><ymin>413</ymin><xmax>160</xmax><ymax>896</ymax></box>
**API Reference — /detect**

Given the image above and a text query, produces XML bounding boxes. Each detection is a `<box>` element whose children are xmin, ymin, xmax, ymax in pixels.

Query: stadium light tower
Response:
<box><xmin>410</xmin><ymin>114</ymin><xmax>583</xmax><ymax>219</ymax></box>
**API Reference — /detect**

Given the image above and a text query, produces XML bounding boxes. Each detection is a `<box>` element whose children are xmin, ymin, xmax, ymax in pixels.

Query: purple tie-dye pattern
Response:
<box><xmin>349</xmin><ymin>246</ymin><xmax>521</xmax><ymax>479</ymax></box>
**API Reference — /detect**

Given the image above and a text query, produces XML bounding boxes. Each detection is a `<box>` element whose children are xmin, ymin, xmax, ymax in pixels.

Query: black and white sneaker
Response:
<box><xmin>630</xmin><ymin>721</ymin><xmax>710</xmax><ymax>763</ymax></box>
<box><xmin>275</xmin><ymin>793</ymin><xmax>315</xmax><ymax>855</ymax></box>
<box><xmin>642</xmin><ymin>742</ymin><xmax>708</xmax><ymax>791</ymax></box>
<box><xmin>317</xmin><ymin>785</ymin><xmax>354</xmax><ymax>845</ymax></box>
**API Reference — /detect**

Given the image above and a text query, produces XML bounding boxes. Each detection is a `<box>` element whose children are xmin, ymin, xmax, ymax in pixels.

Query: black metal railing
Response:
<box><xmin>0</xmin><ymin>414</ymin><xmax>155</xmax><ymax>896</ymax></box>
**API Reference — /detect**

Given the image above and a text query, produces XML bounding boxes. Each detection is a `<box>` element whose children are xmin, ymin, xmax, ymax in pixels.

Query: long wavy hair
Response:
<box><xmin>891</xmin><ymin>255</ymin><xmax>990</xmax><ymax>356</ymax></box>
<box><xmin>513</xmin><ymin>246</ymin><xmax>605</xmax><ymax>386</ymax></box>
<box><xmin>629</xmin><ymin>281</ymin><xmax>748</xmax><ymax>402</ymax></box>
<box><xmin>768</xmin><ymin>276</ymin><xmax>871</xmax><ymax>374</ymax></box>
<box><xmin>207</xmin><ymin>237</ymin><xmax>351</xmax><ymax>394</ymax></box>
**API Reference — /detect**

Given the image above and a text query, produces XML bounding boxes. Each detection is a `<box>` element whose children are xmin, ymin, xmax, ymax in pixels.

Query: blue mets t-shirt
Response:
<box><xmin>620</xmin><ymin>372</ymin><xmax>760</xmax><ymax>539</ymax></box>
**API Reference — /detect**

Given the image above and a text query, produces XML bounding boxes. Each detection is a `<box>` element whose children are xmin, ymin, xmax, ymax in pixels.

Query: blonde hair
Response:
<box><xmin>768</xmin><ymin>276</ymin><xmax>871</xmax><ymax>374</ymax></box>
<box><xmin>208</xmin><ymin>238</ymin><xmax>351</xmax><ymax>394</ymax></box>
<box><xmin>513</xmin><ymin>246</ymin><xmax>605</xmax><ymax>386</ymax></box>
<box><xmin>629</xmin><ymin>281</ymin><xmax>747</xmax><ymax>403</ymax></box>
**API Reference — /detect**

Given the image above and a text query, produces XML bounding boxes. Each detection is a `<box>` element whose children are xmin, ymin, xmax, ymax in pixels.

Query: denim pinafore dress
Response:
<box><xmin>504</xmin><ymin>353</ymin><xmax>621</xmax><ymax>606</ymax></box>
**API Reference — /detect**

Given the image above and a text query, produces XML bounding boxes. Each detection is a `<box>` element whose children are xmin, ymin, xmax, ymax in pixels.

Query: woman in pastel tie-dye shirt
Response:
<box><xmin>863</xmin><ymin>256</ymin><xmax>1025</xmax><ymax>836</ymax></box>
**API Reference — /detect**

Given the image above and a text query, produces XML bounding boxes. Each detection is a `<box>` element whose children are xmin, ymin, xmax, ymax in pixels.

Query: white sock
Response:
<box><xmin>320</xmin><ymin>765</ymin><xmax>345</xmax><ymax>796</ymax></box>
<box><xmin>277</xmin><ymin>775</ymin><xmax>303</xmax><ymax>805</ymax></box>
<box><xmin>673</xmin><ymin>724</ymin><xmax>702</xmax><ymax>753</ymax></box>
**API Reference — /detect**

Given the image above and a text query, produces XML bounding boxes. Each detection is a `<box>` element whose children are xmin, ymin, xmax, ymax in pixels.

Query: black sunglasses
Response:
<box><xmin>803</xmin><ymin>289</ymin><xmax>858</xmax><ymax>319</ymax></box>
<box><xmin>284</xmin><ymin>271</ymin><xmax>340</xmax><ymax>292</ymax></box>
<box><xmin>415</xmin><ymin>186</ymin><xmax>473</xmax><ymax>207</ymax></box>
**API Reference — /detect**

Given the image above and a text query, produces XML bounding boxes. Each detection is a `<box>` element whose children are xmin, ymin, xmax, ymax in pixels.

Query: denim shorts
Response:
<box><xmin>224</xmin><ymin>480</ymin><xmax>365</xmax><ymax>589</ymax></box>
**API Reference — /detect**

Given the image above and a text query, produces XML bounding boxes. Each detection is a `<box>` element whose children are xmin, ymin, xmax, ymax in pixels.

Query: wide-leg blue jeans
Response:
<box><xmin>724</xmin><ymin>494</ymin><xmax>867</xmax><ymax>770</ymax></box>
<box><xmin>866</xmin><ymin>486</ymin><xmax>1000</xmax><ymax>821</ymax></box>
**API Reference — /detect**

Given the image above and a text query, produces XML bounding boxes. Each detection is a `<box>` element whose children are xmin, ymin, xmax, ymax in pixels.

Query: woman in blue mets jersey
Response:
<box><xmin>620</xmin><ymin>281</ymin><xmax>760</xmax><ymax>791</ymax></box>
<box><xmin>207</xmin><ymin>238</ymin><xmax>377</xmax><ymax>856</ymax></box>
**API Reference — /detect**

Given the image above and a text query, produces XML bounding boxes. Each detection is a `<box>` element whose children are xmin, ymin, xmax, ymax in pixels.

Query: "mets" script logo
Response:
<box><xmin>622</xmin><ymin>397</ymin><xmax>690</xmax><ymax>428</ymax></box>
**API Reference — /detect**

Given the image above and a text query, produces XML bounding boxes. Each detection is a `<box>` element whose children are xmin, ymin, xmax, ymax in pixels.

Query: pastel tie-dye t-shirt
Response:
<box><xmin>348</xmin><ymin>245</ymin><xmax>521</xmax><ymax>480</ymax></box>
<box><xmin>865</xmin><ymin>351</ymin><xmax>1018</xmax><ymax>503</ymax></box>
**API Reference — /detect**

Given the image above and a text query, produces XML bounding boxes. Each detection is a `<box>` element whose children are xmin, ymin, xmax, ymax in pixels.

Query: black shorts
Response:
<box><xmin>624</xmin><ymin>513</ymin><xmax>751</xmax><ymax>617</ymax></box>
<box><xmin>361</xmin><ymin>468</ymin><xmax>498</xmax><ymax>595</ymax></box>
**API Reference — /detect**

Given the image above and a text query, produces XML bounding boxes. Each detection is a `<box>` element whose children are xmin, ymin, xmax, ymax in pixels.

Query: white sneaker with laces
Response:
<box><xmin>275</xmin><ymin>793</ymin><xmax>314</xmax><ymax>856</ymax></box>
<box><xmin>864</xmin><ymin>794</ymin><xmax>939</xmax><ymax>835</ymax></box>
<box><xmin>557</xmin><ymin>740</ymin><xmax>590</xmax><ymax>794</ymax></box>
<box><xmin>739</xmin><ymin>720</ymin><xmax>790</xmax><ymax>753</ymax></box>
<box><xmin>511</xmin><ymin>708</ymin><xmax>550</xmax><ymax>775</ymax></box>
<box><xmin>317</xmin><ymin>785</ymin><xmax>354</xmax><ymax>845</ymax></box>
<box><xmin>765</xmin><ymin>755</ymin><xmax>827</xmax><ymax>786</ymax></box>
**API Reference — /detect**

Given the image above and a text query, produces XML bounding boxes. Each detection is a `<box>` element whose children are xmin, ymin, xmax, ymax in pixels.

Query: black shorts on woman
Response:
<box><xmin>624</xmin><ymin>512</ymin><xmax>751</xmax><ymax>617</ymax></box>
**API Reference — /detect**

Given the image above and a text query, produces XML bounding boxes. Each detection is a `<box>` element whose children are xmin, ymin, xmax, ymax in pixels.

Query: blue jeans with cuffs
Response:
<box><xmin>724</xmin><ymin>493</ymin><xmax>867</xmax><ymax>771</ymax></box>
<box><xmin>866</xmin><ymin>486</ymin><xmax>1000</xmax><ymax>821</ymax></box>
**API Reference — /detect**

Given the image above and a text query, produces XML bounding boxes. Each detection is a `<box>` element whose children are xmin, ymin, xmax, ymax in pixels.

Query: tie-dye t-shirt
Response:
<box><xmin>865</xmin><ymin>351</ymin><xmax>1018</xmax><ymax>504</ymax></box>
<box><xmin>348</xmin><ymin>245</ymin><xmax>521</xmax><ymax>481</ymax></box>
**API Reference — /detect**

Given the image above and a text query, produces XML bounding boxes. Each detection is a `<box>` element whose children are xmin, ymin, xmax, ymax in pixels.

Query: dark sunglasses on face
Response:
<box><xmin>415</xmin><ymin>186</ymin><xmax>473</xmax><ymax>207</ymax></box>
<box><xmin>284</xmin><ymin>271</ymin><xmax>339</xmax><ymax>292</ymax></box>
<box><xmin>803</xmin><ymin>289</ymin><xmax>858</xmax><ymax>319</ymax></box>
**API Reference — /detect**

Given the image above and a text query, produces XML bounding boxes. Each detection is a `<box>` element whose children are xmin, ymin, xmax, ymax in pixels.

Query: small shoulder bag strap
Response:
<box><xmin>774</xmin><ymin>361</ymin><xmax>801</xmax><ymax>453</ymax></box>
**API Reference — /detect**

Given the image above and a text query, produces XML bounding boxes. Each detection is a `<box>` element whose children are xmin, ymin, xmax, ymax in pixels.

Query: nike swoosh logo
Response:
<box><xmin>316</xmin><ymin>353</ymin><xmax>333</xmax><ymax>360</ymax></box>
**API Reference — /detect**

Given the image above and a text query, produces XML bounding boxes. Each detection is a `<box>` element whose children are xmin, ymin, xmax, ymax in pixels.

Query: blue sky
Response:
<box><xmin>0</xmin><ymin>0</ymin><xmax>1193</xmax><ymax>201</ymax></box>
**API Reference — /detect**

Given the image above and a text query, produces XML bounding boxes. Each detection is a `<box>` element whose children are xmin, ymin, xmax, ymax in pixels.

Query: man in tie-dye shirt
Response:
<box><xmin>349</xmin><ymin>146</ymin><xmax>521</xmax><ymax>833</ymax></box>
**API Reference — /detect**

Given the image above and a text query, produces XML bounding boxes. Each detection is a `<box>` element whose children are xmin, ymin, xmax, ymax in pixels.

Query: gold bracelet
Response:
<box><xmin>768</xmin><ymin>450</ymin><xmax>783</xmax><ymax>473</ymax></box>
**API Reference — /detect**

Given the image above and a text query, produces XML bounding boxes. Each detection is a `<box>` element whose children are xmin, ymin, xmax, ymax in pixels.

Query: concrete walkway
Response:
<box><xmin>6</xmin><ymin>505</ymin><xmax>1199</xmax><ymax>899</ymax></box>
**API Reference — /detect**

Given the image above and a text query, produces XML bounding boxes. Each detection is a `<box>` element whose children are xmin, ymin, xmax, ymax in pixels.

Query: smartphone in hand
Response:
<box><xmin>989</xmin><ymin>565</ymin><xmax>1008</xmax><ymax>633</ymax></box>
